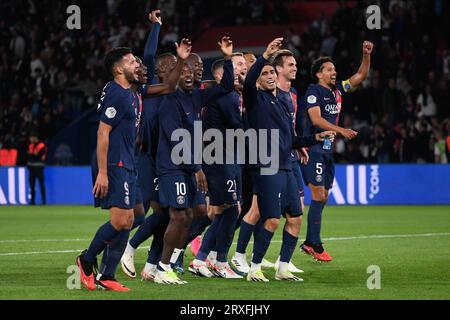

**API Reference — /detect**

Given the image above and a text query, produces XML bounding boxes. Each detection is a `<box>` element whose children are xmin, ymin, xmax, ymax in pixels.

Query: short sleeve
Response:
<box><xmin>305</xmin><ymin>86</ymin><xmax>321</xmax><ymax>110</ymax></box>
<box><xmin>99</xmin><ymin>89</ymin><xmax>128</xmax><ymax>127</ymax></box>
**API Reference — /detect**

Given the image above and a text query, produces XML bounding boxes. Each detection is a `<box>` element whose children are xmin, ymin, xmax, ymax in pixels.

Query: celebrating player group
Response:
<box><xmin>76</xmin><ymin>9</ymin><xmax>374</xmax><ymax>290</ymax></box>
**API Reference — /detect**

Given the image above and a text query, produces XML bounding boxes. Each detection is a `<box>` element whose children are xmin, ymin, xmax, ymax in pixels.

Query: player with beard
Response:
<box><xmin>300</xmin><ymin>41</ymin><xmax>373</xmax><ymax>262</ymax></box>
<box><xmin>154</xmin><ymin>37</ymin><xmax>234</xmax><ymax>284</ymax></box>
<box><xmin>188</xmin><ymin>53</ymin><xmax>247</xmax><ymax>278</ymax></box>
<box><xmin>77</xmin><ymin>37</ymin><xmax>191</xmax><ymax>291</ymax></box>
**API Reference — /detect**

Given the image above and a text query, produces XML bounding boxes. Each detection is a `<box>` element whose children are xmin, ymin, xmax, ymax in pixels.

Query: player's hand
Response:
<box><xmin>263</xmin><ymin>37</ymin><xmax>283</xmax><ymax>60</ymax></box>
<box><xmin>93</xmin><ymin>171</ymin><xmax>108</xmax><ymax>199</ymax></box>
<box><xmin>218</xmin><ymin>36</ymin><xmax>233</xmax><ymax>59</ymax></box>
<box><xmin>363</xmin><ymin>41</ymin><xmax>374</xmax><ymax>55</ymax></box>
<box><xmin>340</xmin><ymin>128</ymin><xmax>358</xmax><ymax>140</ymax></box>
<box><xmin>175</xmin><ymin>38</ymin><xmax>192</xmax><ymax>60</ymax></box>
<box><xmin>315</xmin><ymin>131</ymin><xmax>336</xmax><ymax>142</ymax></box>
<box><xmin>298</xmin><ymin>148</ymin><xmax>309</xmax><ymax>165</ymax></box>
<box><xmin>149</xmin><ymin>10</ymin><xmax>162</xmax><ymax>25</ymax></box>
<box><xmin>195</xmin><ymin>170</ymin><xmax>208</xmax><ymax>193</ymax></box>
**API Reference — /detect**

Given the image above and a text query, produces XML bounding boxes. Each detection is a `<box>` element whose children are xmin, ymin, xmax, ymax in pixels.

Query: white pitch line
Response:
<box><xmin>1</xmin><ymin>232</ymin><xmax>450</xmax><ymax>257</ymax></box>
<box><xmin>0</xmin><ymin>238</ymin><xmax>90</xmax><ymax>244</ymax></box>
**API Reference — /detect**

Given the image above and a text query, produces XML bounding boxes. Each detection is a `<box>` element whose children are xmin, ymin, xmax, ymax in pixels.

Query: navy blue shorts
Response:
<box><xmin>292</xmin><ymin>160</ymin><xmax>305</xmax><ymax>198</ymax></box>
<box><xmin>92</xmin><ymin>165</ymin><xmax>137</xmax><ymax>210</ymax></box>
<box><xmin>158</xmin><ymin>174</ymin><xmax>198</xmax><ymax>209</ymax></box>
<box><xmin>136</xmin><ymin>152</ymin><xmax>158</xmax><ymax>204</ymax></box>
<box><xmin>300</xmin><ymin>151</ymin><xmax>335</xmax><ymax>190</ymax></box>
<box><xmin>203</xmin><ymin>164</ymin><xmax>241</xmax><ymax>206</ymax></box>
<box><xmin>253</xmin><ymin>169</ymin><xmax>302</xmax><ymax>220</ymax></box>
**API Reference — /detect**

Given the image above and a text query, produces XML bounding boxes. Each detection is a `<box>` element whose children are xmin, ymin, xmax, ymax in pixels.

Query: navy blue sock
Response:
<box><xmin>85</xmin><ymin>221</ymin><xmax>119</xmax><ymax>263</ymax></box>
<box><xmin>101</xmin><ymin>229</ymin><xmax>130</xmax><ymax>277</ymax></box>
<box><xmin>306</xmin><ymin>200</ymin><xmax>323</xmax><ymax>244</ymax></box>
<box><xmin>183</xmin><ymin>215</ymin><xmax>211</xmax><ymax>249</ymax></box>
<box><xmin>143</xmin><ymin>201</ymin><xmax>151</xmax><ymax>214</ymax></box>
<box><xmin>236</xmin><ymin>220</ymin><xmax>255</xmax><ymax>254</ymax></box>
<box><xmin>129</xmin><ymin>210</ymin><xmax>168</xmax><ymax>249</ymax></box>
<box><xmin>251</xmin><ymin>226</ymin><xmax>274</xmax><ymax>264</ymax></box>
<box><xmin>147</xmin><ymin>230</ymin><xmax>164</xmax><ymax>264</ymax></box>
<box><xmin>196</xmin><ymin>216</ymin><xmax>220</xmax><ymax>261</ymax></box>
<box><xmin>279</xmin><ymin>227</ymin><xmax>298</xmax><ymax>263</ymax></box>
<box><xmin>132</xmin><ymin>214</ymin><xmax>145</xmax><ymax>230</ymax></box>
<box><xmin>216</xmin><ymin>206</ymin><xmax>239</xmax><ymax>262</ymax></box>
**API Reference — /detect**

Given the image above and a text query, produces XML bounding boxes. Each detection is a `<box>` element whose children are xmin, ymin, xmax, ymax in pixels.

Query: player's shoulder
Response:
<box><xmin>305</xmin><ymin>84</ymin><xmax>322</xmax><ymax>105</ymax></box>
<box><xmin>103</xmin><ymin>81</ymin><xmax>129</xmax><ymax>101</ymax></box>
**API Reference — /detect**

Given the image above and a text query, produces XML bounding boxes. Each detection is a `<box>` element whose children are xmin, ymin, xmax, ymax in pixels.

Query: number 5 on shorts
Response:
<box><xmin>316</xmin><ymin>163</ymin><xmax>323</xmax><ymax>175</ymax></box>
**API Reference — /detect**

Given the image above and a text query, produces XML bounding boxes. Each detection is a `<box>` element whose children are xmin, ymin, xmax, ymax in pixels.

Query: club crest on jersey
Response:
<box><xmin>124</xmin><ymin>196</ymin><xmax>130</xmax><ymax>205</ymax></box>
<box><xmin>105</xmin><ymin>107</ymin><xmax>117</xmax><ymax>119</ymax></box>
<box><xmin>232</xmin><ymin>192</ymin><xmax>237</xmax><ymax>201</ymax></box>
<box><xmin>177</xmin><ymin>195</ymin><xmax>185</xmax><ymax>205</ymax></box>
<box><xmin>316</xmin><ymin>175</ymin><xmax>323</xmax><ymax>183</ymax></box>
<box><xmin>307</xmin><ymin>95</ymin><xmax>317</xmax><ymax>104</ymax></box>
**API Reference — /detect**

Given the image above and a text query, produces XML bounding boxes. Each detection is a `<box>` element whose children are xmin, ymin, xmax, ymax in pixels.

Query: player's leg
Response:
<box><xmin>275</xmin><ymin>161</ymin><xmax>305</xmax><ymax>273</ymax></box>
<box><xmin>102</xmin><ymin>184</ymin><xmax>145</xmax><ymax>279</ymax></box>
<box><xmin>154</xmin><ymin>175</ymin><xmax>195</xmax><ymax>284</ymax></box>
<box><xmin>141</xmin><ymin>221</ymin><xmax>166</xmax><ymax>281</ymax></box>
<box><xmin>121</xmin><ymin>168</ymin><xmax>165</xmax><ymax>276</ymax></box>
<box><xmin>231</xmin><ymin>195</ymin><xmax>259</xmax><ymax>271</ymax></box>
<box><xmin>77</xmin><ymin>165</ymin><xmax>135</xmax><ymax>291</ymax></box>
<box><xmin>78</xmin><ymin>207</ymin><xmax>134</xmax><ymax>291</ymax></box>
<box><xmin>275</xmin><ymin>171</ymin><xmax>303</xmax><ymax>281</ymax></box>
<box><xmin>299</xmin><ymin>152</ymin><xmax>332</xmax><ymax>262</ymax></box>
<box><xmin>247</xmin><ymin>171</ymin><xmax>283</xmax><ymax>282</ymax></box>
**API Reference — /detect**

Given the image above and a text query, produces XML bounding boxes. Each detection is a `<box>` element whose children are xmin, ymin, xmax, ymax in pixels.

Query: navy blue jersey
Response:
<box><xmin>203</xmin><ymin>90</ymin><xmax>243</xmax><ymax>164</ymax></box>
<box><xmin>138</xmin><ymin>79</ymin><xmax>163</xmax><ymax>160</ymax></box>
<box><xmin>243</xmin><ymin>56</ymin><xmax>318</xmax><ymax>171</ymax></box>
<box><xmin>303</xmin><ymin>80</ymin><xmax>351</xmax><ymax>153</ymax></box>
<box><xmin>95</xmin><ymin>81</ymin><xmax>146</xmax><ymax>170</ymax></box>
<box><xmin>276</xmin><ymin>87</ymin><xmax>300</xmax><ymax>161</ymax></box>
<box><xmin>157</xmin><ymin>59</ymin><xmax>235</xmax><ymax>176</ymax></box>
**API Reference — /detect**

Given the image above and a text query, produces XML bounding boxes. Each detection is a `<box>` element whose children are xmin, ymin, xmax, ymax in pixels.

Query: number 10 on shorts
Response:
<box><xmin>175</xmin><ymin>182</ymin><xmax>186</xmax><ymax>195</ymax></box>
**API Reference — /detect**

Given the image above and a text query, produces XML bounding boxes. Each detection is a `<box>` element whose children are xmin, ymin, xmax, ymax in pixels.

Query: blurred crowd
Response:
<box><xmin>0</xmin><ymin>0</ymin><xmax>449</xmax><ymax>165</ymax></box>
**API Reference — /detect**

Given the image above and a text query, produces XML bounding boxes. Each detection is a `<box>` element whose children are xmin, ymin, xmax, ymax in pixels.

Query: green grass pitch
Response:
<box><xmin>0</xmin><ymin>205</ymin><xmax>449</xmax><ymax>300</ymax></box>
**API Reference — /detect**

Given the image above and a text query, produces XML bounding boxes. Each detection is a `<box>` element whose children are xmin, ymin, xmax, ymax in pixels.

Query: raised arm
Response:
<box><xmin>243</xmin><ymin>38</ymin><xmax>283</xmax><ymax>109</ymax></box>
<box><xmin>348</xmin><ymin>41</ymin><xmax>374</xmax><ymax>88</ymax></box>
<box><xmin>143</xmin><ymin>10</ymin><xmax>162</xmax><ymax>84</ymax></box>
<box><xmin>199</xmin><ymin>37</ymin><xmax>235</xmax><ymax>106</ymax></box>
<box><xmin>142</xmin><ymin>38</ymin><xmax>191</xmax><ymax>97</ymax></box>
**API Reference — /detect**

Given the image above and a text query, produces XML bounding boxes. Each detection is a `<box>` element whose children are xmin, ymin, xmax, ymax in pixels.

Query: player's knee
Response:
<box><xmin>264</xmin><ymin>218</ymin><xmax>279</xmax><ymax>232</ymax></box>
<box><xmin>194</xmin><ymin>204</ymin><xmax>207</xmax><ymax>218</ymax></box>
<box><xmin>285</xmin><ymin>216</ymin><xmax>301</xmax><ymax>234</ymax></box>
<box><xmin>311</xmin><ymin>190</ymin><xmax>327</xmax><ymax>203</ymax></box>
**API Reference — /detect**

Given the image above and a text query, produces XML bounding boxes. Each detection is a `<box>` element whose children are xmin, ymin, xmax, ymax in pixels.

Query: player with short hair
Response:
<box><xmin>231</xmin><ymin>49</ymin><xmax>306</xmax><ymax>275</ymax></box>
<box><xmin>300</xmin><ymin>41</ymin><xmax>374</xmax><ymax>262</ymax></box>
<box><xmin>186</xmin><ymin>53</ymin><xmax>204</xmax><ymax>88</ymax></box>
<box><xmin>153</xmin><ymin>37</ymin><xmax>235</xmax><ymax>284</ymax></box>
<box><xmin>188</xmin><ymin>52</ymin><xmax>247</xmax><ymax>279</ymax></box>
<box><xmin>243</xmin><ymin>38</ymin><xmax>335</xmax><ymax>282</ymax></box>
<box><xmin>242</xmin><ymin>51</ymin><xmax>257</xmax><ymax>72</ymax></box>
<box><xmin>76</xmin><ymin>36</ymin><xmax>191</xmax><ymax>291</ymax></box>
